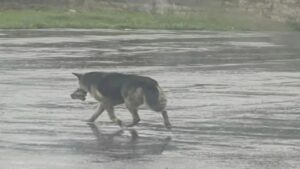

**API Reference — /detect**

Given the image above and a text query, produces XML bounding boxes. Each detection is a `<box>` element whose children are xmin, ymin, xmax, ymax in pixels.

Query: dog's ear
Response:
<box><xmin>72</xmin><ymin>73</ymin><xmax>83</xmax><ymax>79</ymax></box>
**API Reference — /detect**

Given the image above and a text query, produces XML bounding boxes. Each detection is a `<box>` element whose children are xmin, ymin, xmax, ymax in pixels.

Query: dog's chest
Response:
<box><xmin>90</xmin><ymin>86</ymin><xmax>104</xmax><ymax>101</ymax></box>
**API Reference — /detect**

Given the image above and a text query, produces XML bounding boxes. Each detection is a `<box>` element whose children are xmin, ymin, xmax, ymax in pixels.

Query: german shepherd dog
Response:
<box><xmin>71</xmin><ymin>72</ymin><xmax>171</xmax><ymax>129</ymax></box>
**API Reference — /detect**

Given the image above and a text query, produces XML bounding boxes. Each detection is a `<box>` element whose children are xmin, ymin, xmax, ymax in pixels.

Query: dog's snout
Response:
<box><xmin>71</xmin><ymin>88</ymin><xmax>87</xmax><ymax>101</ymax></box>
<box><xmin>70</xmin><ymin>93</ymin><xmax>76</xmax><ymax>99</ymax></box>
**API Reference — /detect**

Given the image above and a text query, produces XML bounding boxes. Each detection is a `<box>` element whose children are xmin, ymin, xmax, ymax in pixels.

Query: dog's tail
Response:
<box><xmin>142</xmin><ymin>85</ymin><xmax>167</xmax><ymax>112</ymax></box>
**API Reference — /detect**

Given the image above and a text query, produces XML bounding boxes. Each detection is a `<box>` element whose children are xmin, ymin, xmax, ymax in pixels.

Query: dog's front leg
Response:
<box><xmin>88</xmin><ymin>103</ymin><xmax>105</xmax><ymax>122</ymax></box>
<box><xmin>162</xmin><ymin>110</ymin><xmax>172</xmax><ymax>129</ymax></box>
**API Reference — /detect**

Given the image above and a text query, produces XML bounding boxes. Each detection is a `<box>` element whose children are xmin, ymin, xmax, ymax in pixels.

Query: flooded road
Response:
<box><xmin>0</xmin><ymin>29</ymin><xmax>300</xmax><ymax>169</ymax></box>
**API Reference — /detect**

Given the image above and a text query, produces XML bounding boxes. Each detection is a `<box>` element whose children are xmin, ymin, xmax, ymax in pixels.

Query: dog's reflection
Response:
<box><xmin>87</xmin><ymin>123</ymin><xmax>171</xmax><ymax>159</ymax></box>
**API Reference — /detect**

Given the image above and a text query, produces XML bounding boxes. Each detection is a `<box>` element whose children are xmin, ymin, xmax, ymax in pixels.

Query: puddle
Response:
<box><xmin>0</xmin><ymin>29</ymin><xmax>300</xmax><ymax>169</ymax></box>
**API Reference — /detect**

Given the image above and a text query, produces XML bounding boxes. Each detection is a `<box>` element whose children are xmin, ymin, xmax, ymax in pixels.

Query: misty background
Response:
<box><xmin>0</xmin><ymin>0</ymin><xmax>299</xmax><ymax>29</ymax></box>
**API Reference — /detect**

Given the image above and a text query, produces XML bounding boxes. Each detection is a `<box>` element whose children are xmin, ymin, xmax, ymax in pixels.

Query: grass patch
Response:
<box><xmin>0</xmin><ymin>7</ymin><xmax>293</xmax><ymax>31</ymax></box>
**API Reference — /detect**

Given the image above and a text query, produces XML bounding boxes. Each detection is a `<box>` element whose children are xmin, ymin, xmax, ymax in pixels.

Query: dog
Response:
<box><xmin>71</xmin><ymin>72</ymin><xmax>171</xmax><ymax>129</ymax></box>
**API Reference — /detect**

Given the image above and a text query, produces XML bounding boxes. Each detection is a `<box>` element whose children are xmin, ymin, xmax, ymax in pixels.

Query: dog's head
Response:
<box><xmin>71</xmin><ymin>73</ymin><xmax>87</xmax><ymax>101</ymax></box>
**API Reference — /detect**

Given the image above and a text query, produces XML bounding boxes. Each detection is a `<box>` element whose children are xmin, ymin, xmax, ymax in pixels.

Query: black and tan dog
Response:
<box><xmin>71</xmin><ymin>72</ymin><xmax>171</xmax><ymax>129</ymax></box>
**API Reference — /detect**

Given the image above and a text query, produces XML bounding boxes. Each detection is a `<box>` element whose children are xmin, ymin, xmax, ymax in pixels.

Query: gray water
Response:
<box><xmin>0</xmin><ymin>29</ymin><xmax>300</xmax><ymax>169</ymax></box>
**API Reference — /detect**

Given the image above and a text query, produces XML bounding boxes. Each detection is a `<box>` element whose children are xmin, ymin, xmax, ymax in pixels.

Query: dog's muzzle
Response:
<box><xmin>71</xmin><ymin>88</ymin><xmax>87</xmax><ymax>101</ymax></box>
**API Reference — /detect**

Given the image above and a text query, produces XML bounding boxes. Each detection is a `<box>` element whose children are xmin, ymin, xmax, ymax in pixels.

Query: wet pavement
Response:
<box><xmin>0</xmin><ymin>29</ymin><xmax>300</xmax><ymax>169</ymax></box>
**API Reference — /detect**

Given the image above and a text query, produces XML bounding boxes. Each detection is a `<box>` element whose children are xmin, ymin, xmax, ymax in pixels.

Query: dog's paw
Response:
<box><xmin>83</xmin><ymin>119</ymin><xmax>94</xmax><ymax>123</ymax></box>
<box><xmin>116</xmin><ymin>119</ymin><xmax>123</xmax><ymax>127</ymax></box>
<box><xmin>165</xmin><ymin>123</ymin><xmax>172</xmax><ymax>130</ymax></box>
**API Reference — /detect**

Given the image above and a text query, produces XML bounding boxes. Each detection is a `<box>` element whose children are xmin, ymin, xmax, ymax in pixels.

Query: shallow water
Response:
<box><xmin>0</xmin><ymin>29</ymin><xmax>300</xmax><ymax>169</ymax></box>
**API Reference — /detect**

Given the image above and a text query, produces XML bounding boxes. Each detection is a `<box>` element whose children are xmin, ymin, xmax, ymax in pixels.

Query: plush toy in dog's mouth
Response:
<box><xmin>71</xmin><ymin>88</ymin><xmax>87</xmax><ymax>101</ymax></box>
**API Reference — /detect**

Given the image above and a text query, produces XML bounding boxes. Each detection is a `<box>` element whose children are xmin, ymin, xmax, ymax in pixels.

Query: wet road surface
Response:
<box><xmin>0</xmin><ymin>29</ymin><xmax>300</xmax><ymax>169</ymax></box>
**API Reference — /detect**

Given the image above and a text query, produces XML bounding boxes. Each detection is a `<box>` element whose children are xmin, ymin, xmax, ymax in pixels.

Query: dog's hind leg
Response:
<box><xmin>88</xmin><ymin>103</ymin><xmax>105</xmax><ymax>122</ymax></box>
<box><xmin>161</xmin><ymin>110</ymin><xmax>172</xmax><ymax>129</ymax></box>
<box><xmin>123</xmin><ymin>87</ymin><xmax>143</xmax><ymax>127</ymax></box>
<box><xmin>106</xmin><ymin>105</ymin><xmax>123</xmax><ymax>127</ymax></box>
<box><xmin>126</xmin><ymin>107</ymin><xmax>140</xmax><ymax>127</ymax></box>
